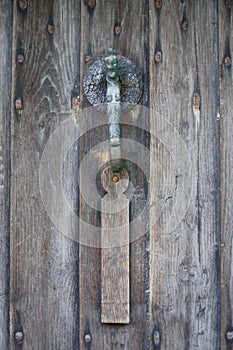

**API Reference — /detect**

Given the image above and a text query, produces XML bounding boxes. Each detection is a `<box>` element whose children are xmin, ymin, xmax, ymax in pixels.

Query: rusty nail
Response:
<box><xmin>18</xmin><ymin>0</ymin><xmax>27</xmax><ymax>10</ymax></box>
<box><xmin>226</xmin><ymin>330</ymin><xmax>233</xmax><ymax>341</ymax></box>
<box><xmin>15</xmin><ymin>98</ymin><xmax>24</xmax><ymax>112</ymax></box>
<box><xmin>224</xmin><ymin>56</ymin><xmax>231</xmax><ymax>67</ymax></box>
<box><xmin>112</xmin><ymin>174</ymin><xmax>119</xmax><ymax>183</ymax></box>
<box><xmin>84</xmin><ymin>334</ymin><xmax>91</xmax><ymax>343</ymax></box>
<box><xmin>155</xmin><ymin>0</ymin><xmax>162</xmax><ymax>8</ymax></box>
<box><xmin>17</xmin><ymin>53</ymin><xmax>25</xmax><ymax>63</ymax></box>
<box><xmin>153</xmin><ymin>329</ymin><xmax>161</xmax><ymax>347</ymax></box>
<box><xmin>85</xmin><ymin>55</ymin><xmax>92</xmax><ymax>63</ymax></box>
<box><xmin>87</xmin><ymin>0</ymin><xmax>96</xmax><ymax>9</ymax></box>
<box><xmin>154</xmin><ymin>51</ymin><xmax>162</xmax><ymax>63</ymax></box>
<box><xmin>47</xmin><ymin>24</ymin><xmax>54</xmax><ymax>34</ymax></box>
<box><xmin>114</xmin><ymin>25</ymin><xmax>121</xmax><ymax>36</ymax></box>
<box><xmin>14</xmin><ymin>331</ymin><xmax>24</xmax><ymax>343</ymax></box>
<box><xmin>225</xmin><ymin>0</ymin><xmax>231</xmax><ymax>8</ymax></box>
<box><xmin>181</xmin><ymin>19</ymin><xmax>189</xmax><ymax>31</ymax></box>
<box><xmin>193</xmin><ymin>93</ymin><xmax>201</xmax><ymax>111</ymax></box>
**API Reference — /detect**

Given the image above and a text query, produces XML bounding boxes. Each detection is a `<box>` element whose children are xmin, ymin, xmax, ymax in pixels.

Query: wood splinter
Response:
<box><xmin>101</xmin><ymin>166</ymin><xmax>130</xmax><ymax>324</ymax></box>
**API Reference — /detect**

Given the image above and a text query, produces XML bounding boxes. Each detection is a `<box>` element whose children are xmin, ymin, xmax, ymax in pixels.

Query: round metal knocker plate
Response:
<box><xmin>83</xmin><ymin>56</ymin><xmax>143</xmax><ymax>113</ymax></box>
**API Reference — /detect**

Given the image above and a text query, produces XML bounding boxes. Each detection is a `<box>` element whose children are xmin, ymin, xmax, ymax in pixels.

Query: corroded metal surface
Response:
<box><xmin>83</xmin><ymin>55</ymin><xmax>143</xmax><ymax>113</ymax></box>
<box><xmin>105</xmin><ymin>48</ymin><xmax>123</xmax><ymax>172</ymax></box>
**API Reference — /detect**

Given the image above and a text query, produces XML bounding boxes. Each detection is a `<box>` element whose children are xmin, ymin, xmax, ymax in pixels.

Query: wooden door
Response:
<box><xmin>0</xmin><ymin>1</ymin><xmax>233</xmax><ymax>349</ymax></box>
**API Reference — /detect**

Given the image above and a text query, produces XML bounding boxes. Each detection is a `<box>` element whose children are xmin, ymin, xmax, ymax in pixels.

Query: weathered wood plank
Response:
<box><xmin>149</xmin><ymin>1</ymin><xmax>220</xmax><ymax>349</ymax></box>
<box><xmin>0</xmin><ymin>1</ymin><xmax>12</xmax><ymax>349</ymax></box>
<box><xmin>219</xmin><ymin>1</ymin><xmax>233</xmax><ymax>348</ymax></box>
<box><xmin>79</xmin><ymin>0</ymin><xmax>149</xmax><ymax>348</ymax></box>
<box><xmin>10</xmin><ymin>1</ymin><xmax>81</xmax><ymax>349</ymax></box>
<box><xmin>101</xmin><ymin>168</ymin><xmax>130</xmax><ymax>324</ymax></box>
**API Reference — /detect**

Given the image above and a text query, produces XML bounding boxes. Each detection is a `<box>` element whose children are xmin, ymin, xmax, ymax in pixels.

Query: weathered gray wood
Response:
<box><xmin>149</xmin><ymin>1</ymin><xmax>220</xmax><ymax>349</ymax></box>
<box><xmin>10</xmin><ymin>1</ymin><xmax>80</xmax><ymax>349</ymax></box>
<box><xmin>0</xmin><ymin>1</ymin><xmax>12</xmax><ymax>349</ymax></box>
<box><xmin>79</xmin><ymin>0</ymin><xmax>149</xmax><ymax>348</ymax></box>
<box><xmin>101</xmin><ymin>167</ymin><xmax>130</xmax><ymax>324</ymax></box>
<box><xmin>4</xmin><ymin>1</ymin><xmax>232</xmax><ymax>349</ymax></box>
<box><xmin>219</xmin><ymin>1</ymin><xmax>233</xmax><ymax>349</ymax></box>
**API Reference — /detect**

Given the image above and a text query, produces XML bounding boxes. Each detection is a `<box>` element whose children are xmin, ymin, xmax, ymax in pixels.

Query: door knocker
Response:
<box><xmin>83</xmin><ymin>48</ymin><xmax>143</xmax><ymax>324</ymax></box>
<box><xmin>83</xmin><ymin>48</ymin><xmax>143</xmax><ymax>168</ymax></box>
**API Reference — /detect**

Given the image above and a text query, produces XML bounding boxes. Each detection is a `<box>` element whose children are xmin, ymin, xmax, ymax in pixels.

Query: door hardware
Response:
<box><xmin>83</xmin><ymin>48</ymin><xmax>142</xmax><ymax>171</ymax></box>
<box><xmin>83</xmin><ymin>49</ymin><xmax>143</xmax><ymax>324</ymax></box>
<box><xmin>105</xmin><ymin>48</ymin><xmax>123</xmax><ymax>172</ymax></box>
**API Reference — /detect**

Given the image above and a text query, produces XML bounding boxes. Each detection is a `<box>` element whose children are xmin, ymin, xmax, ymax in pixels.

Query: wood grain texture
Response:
<box><xmin>3</xmin><ymin>1</ymin><xmax>232</xmax><ymax>349</ymax></box>
<box><xmin>149</xmin><ymin>1</ymin><xmax>221</xmax><ymax>349</ymax></box>
<box><xmin>79</xmin><ymin>0</ymin><xmax>149</xmax><ymax>348</ymax></box>
<box><xmin>10</xmin><ymin>1</ymin><xmax>80</xmax><ymax>349</ymax></box>
<box><xmin>101</xmin><ymin>168</ymin><xmax>130</xmax><ymax>324</ymax></box>
<box><xmin>219</xmin><ymin>1</ymin><xmax>233</xmax><ymax>349</ymax></box>
<box><xmin>0</xmin><ymin>1</ymin><xmax>12</xmax><ymax>349</ymax></box>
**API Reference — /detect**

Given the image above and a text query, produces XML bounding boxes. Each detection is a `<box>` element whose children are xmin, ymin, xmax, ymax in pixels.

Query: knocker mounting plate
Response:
<box><xmin>83</xmin><ymin>55</ymin><xmax>143</xmax><ymax>113</ymax></box>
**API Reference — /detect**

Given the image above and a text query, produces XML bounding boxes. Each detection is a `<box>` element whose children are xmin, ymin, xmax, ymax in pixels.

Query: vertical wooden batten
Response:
<box><xmin>0</xmin><ymin>1</ymin><xmax>13</xmax><ymax>349</ymax></box>
<box><xmin>149</xmin><ymin>1</ymin><xmax>221</xmax><ymax>349</ymax></box>
<box><xmin>219</xmin><ymin>1</ymin><xmax>233</xmax><ymax>349</ymax></box>
<box><xmin>10</xmin><ymin>1</ymin><xmax>81</xmax><ymax>348</ymax></box>
<box><xmin>101</xmin><ymin>168</ymin><xmax>130</xmax><ymax>325</ymax></box>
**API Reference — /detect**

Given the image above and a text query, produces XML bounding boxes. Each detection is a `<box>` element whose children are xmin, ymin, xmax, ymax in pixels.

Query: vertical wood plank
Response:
<box><xmin>79</xmin><ymin>0</ymin><xmax>149</xmax><ymax>348</ymax></box>
<box><xmin>10</xmin><ymin>1</ymin><xmax>81</xmax><ymax>349</ymax></box>
<box><xmin>149</xmin><ymin>1</ymin><xmax>221</xmax><ymax>349</ymax></box>
<box><xmin>101</xmin><ymin>168</ymin><xmax>130</xmax><ymax>324</ymax></box>
<box><xmin>0</xmin><ymin>1</ymin><xmax>12</xmax><ymax>349</ymax></box>
<box><xmin>219</xmin><ymin>1</ymin><xmax>233</xmax><ymax>348</ymax></box>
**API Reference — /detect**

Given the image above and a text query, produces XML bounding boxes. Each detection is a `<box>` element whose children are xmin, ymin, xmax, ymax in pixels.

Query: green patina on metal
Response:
<box><xmin>105</xmin><ymin>48</ymin><xmax>124</xmax><ymax>172</ymax></box>
<box><xmin>83</xmin><ymin>48</ymin><xmax>143</xmax><ymax>172</ymax></box>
